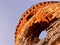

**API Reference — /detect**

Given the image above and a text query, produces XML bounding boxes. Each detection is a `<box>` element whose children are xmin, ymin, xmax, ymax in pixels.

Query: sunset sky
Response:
<box><xmin>0</xmin><ymin>0</ymin><xmax>59</xmax><ymax>45</ymax></box>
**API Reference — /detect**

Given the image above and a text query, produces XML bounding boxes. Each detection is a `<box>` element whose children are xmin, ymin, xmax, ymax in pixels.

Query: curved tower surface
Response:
<box><xmin>15</xmin><ymin>1</ymin><xmax>60</xmax><ymax>45</ymax></box>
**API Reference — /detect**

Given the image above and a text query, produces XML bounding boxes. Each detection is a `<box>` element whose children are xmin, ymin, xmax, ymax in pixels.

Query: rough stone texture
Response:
<box><xmin>15</xmin><ymin>1</ymin><xmax>60</xmax><ymax>45</ymax></box>
<box><xmin>37</xmin><ymin>19</ymin><xmax>60</xmax><ymax>45</ymax></box>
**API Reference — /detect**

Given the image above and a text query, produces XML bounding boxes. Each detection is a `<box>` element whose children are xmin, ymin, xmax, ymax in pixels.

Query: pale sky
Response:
<box><xmin>0</xmin><ymin>0</ymin><xmax>59</xmax><ymax>45</ymax></box>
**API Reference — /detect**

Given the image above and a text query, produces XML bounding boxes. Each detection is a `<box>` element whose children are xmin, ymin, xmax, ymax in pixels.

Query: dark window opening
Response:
<box><xmin>25</xmin><ymin>22</ymin><xmax>49</xmax><ymax>43</ymax></box>
<box><xmin>26</xmin><ymin>13</ymin><xmax>33</xmax><ymax>21</ymax></box>
<box><xmin>24</xmin><ymin>18</ymin><xmax>58</xmax><ymax>44</ymax></box>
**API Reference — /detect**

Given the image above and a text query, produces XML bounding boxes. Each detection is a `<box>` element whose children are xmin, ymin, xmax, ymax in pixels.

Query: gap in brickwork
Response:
<box><xmin>38</xmin><ymin>30</ymin><xmax>47</xmax><ymax>39</ymax></box>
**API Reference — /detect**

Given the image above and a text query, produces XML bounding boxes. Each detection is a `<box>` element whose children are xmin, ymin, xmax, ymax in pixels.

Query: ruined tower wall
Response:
<box><xmin>15</xmin><ymin>1</ymin><xmax>60</xmax><ymax>45</ymax></box>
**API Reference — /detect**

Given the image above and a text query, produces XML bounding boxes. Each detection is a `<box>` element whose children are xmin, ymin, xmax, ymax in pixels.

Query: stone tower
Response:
<box><xmin>15</xmin><ymin>1</ymin><xmax>60</xmax><ymax>45</ymax></box>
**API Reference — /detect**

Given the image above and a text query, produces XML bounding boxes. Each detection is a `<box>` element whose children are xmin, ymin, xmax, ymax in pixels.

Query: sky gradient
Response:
<box><xmin>0</xmin><ymin>0</ymin><xmax>60</xmax><ymax>45</ymax></box>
